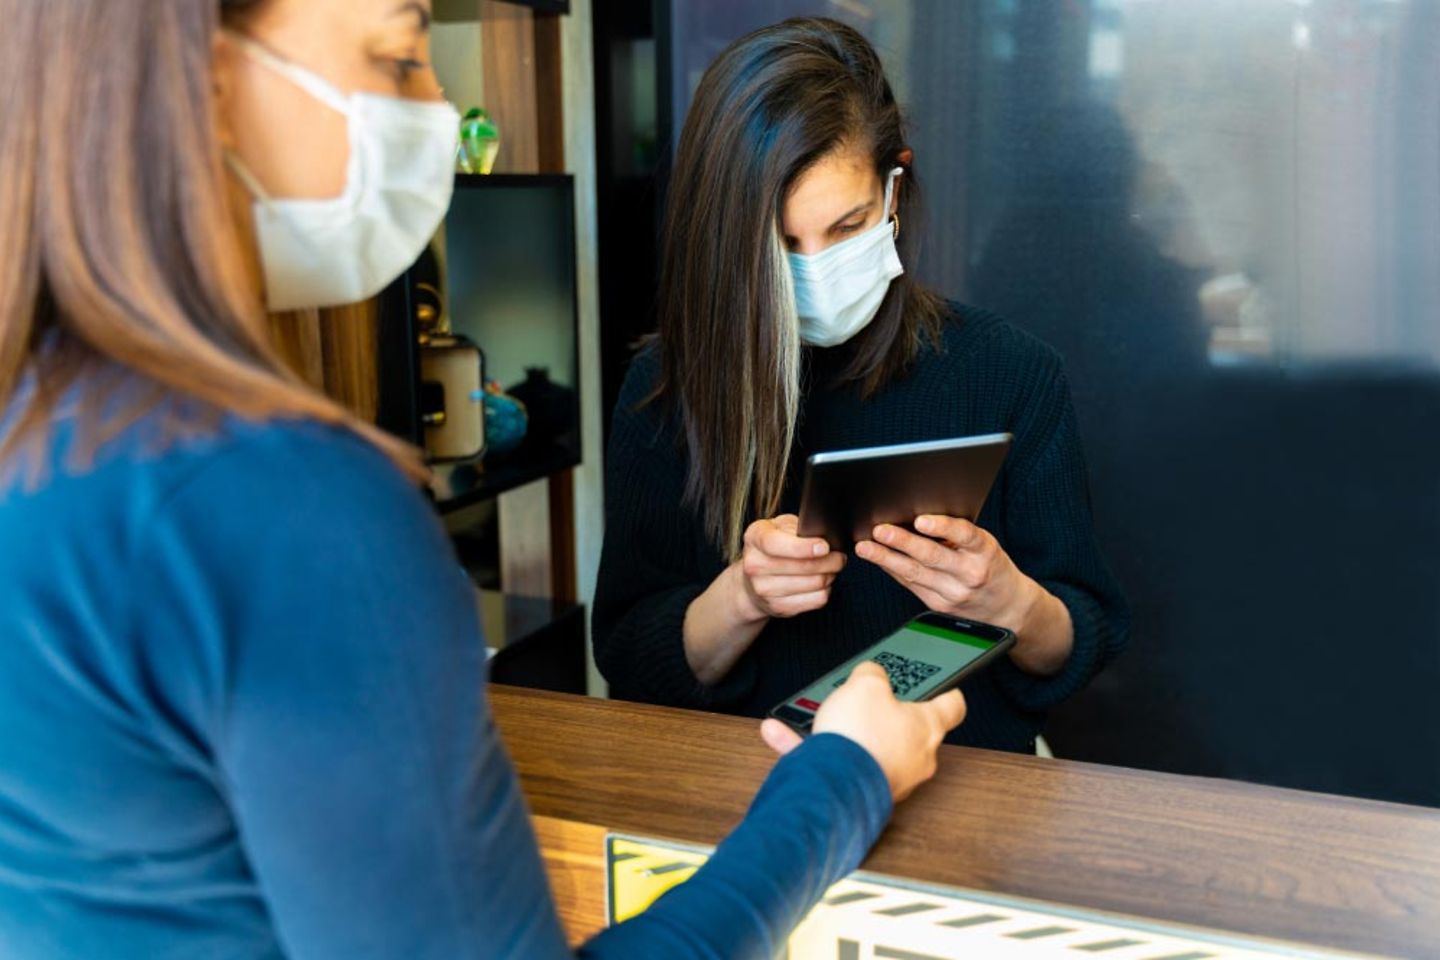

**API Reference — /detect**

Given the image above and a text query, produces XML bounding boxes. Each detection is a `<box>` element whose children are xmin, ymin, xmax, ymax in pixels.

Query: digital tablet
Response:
<box><xmin>796</xmin><ymin>432</ymin><xmax>1012</xmax><ymax>551</ymax></box>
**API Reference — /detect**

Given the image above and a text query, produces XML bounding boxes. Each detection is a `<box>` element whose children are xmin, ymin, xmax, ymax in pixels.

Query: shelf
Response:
<box><xmin>478</xmin><ymin>589</ymin><xmax>582</xmax><ymax>648</ymax></box>
<box><xmin>454</xmin><ymin>172</ymin><xmax>574</xmax><ymax>189</ymax></box>
<box><xmin>432</xmin><ymin>441</ymin><xmax>580</xmax><ymax>513</ymax></box>
<box><xmin>478</xmin><ymin>589</ymin><xmax>586</xmax><ymax>695</ymax></box>
<box><xmin>435</xmin><ymin>0</ymin><xmax>569</xmax><ymax>21</ymax></box>
<box><xmin>500</xmin><ymin>0</ymin><xmax>569</xmax><ymax>16</ymax></box>
<box><xmin>378</xmin><ymin>173</ymin><xmax>582</xmax><ymax>512</ymax></box>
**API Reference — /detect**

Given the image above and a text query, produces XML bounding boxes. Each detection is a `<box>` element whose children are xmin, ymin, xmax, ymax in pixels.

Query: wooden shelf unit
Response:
<box><xmin>386</xmin><ymin>2</ymin><xmax>583</xmax><ymax>673</ymax></box>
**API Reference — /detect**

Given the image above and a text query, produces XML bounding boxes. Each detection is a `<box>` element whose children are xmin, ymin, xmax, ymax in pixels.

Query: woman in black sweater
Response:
<box><xmin>594</xmin><ymin>18</ymin><xmax>1129</xmax><ymax>753</ymax></box>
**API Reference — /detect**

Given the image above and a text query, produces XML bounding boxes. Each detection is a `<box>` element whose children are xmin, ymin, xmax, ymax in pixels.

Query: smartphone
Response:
<box><xmin>768</xmin><ymin>612</ymin><xmax>1016</xmax><ymax>735</ymax></box>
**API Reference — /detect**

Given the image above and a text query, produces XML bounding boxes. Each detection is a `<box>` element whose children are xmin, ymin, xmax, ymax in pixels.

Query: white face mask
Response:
<box><xmin>789</xmin><ymin>167</ymin><xmax>905</xmax><ymax>348</ymax></box>
<box><xmin>224</xmin><ymin>34</ymin><xmax>460</xmax><ymax>311</ymax></box>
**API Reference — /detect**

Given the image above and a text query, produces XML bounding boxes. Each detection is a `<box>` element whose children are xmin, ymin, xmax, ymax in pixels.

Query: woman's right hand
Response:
<box><xmin>734</xmin><ymin>514</ymin><xmax>847</xmax><ymax>622</ymax></box>
<box><xmin>761</xmin><ymin>662</ymin><xmax>967</xmax><ymax>802</ymax></box>
<box><xmin>683</xmin><ymin>515</ymin><xmax>845</xmax><ymax>687</ymax></box>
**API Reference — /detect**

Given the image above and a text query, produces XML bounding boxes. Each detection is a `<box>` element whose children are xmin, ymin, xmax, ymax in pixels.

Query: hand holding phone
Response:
<box><xmin>768</xmin><ymin>613</ymin><xmax>1016</xmax><ymax>736</ymax></box>
<box><xmin>762</xmin><ymin>662</ymin><xmax>967</xmax><ymax>803</ymax></box>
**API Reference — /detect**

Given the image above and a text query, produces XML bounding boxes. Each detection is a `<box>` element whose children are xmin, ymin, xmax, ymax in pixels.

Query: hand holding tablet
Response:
<box><xmin>796</xmin><ymin>433</ymin><xmax>1012</xmax><ymax>552</ymax></box>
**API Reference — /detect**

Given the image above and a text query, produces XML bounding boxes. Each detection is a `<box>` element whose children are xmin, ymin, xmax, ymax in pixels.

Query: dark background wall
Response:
<box><xmin>593</xmin><ymin>0</ymin><xmax>1440</xmax><ymax>807</ymax></box>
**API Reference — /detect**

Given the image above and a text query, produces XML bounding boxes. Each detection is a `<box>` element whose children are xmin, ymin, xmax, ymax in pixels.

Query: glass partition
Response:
<box><xmin>662</xmin><ymin>0</ymin><xmax>1440</xmax><ymax>806</ymax></box>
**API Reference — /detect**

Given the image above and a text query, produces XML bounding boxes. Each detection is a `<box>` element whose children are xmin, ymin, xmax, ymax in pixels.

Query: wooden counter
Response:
<box><xmin>490</xmin><ymin>686</ymin><xmax>1440</xmax><ymax>958</ymax></box>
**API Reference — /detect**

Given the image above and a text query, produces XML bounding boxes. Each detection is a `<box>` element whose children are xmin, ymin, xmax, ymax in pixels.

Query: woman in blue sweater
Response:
<box><xmin>594</xmin><ymin>18</ymin><xmax>1129</xmax><ymax>753</ymax></box>
<box><xmin>0</xmin><ymin>1</ymin><xmax>966</xmax><ymax>957</ymax></box>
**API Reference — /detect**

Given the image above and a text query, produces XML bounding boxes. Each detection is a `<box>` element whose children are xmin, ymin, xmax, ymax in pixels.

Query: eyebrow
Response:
<box><xmin>391</xmin><ymin>1</ymin><xmax>432</xmax><ymax>30</ymax></box>
<box><xmin>828</xmin><ymin>201</ymin><xmax>874</xmax><ymax>231</ymax></box>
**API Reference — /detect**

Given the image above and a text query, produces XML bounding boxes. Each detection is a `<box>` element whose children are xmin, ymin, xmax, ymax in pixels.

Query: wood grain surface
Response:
<box><xmin>479</xmin><ymin>1</ymin><xmax>538</xmax><ymax>174</ymax></box>
<box><xmin>531</xmin><ymin>815</ymin><xmax>607</xmax><ymax>946</ymax></box>
<box><xmin>491</xmin><ymin>685</ymin><xmax>1440</xmax><ymax>959</ymax></box>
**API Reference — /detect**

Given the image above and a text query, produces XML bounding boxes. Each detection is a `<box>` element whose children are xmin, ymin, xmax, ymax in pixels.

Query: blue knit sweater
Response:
<box><xmin>0</xmin><ymin>391</ymin><xmax>890</xmax><ymax>959</ymax></box>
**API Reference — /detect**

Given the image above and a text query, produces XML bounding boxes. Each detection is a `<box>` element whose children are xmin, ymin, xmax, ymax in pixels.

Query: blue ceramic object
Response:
<box><xmin>482</xmin><ymin>382</ymin><xmax>528</xmax><ymax>456</ymax></box>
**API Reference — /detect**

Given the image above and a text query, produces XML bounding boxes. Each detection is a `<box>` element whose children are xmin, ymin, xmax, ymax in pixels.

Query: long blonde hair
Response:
<box><xmin>0</xmin><ymin>0</ymin><xmax>423</xmax><ymax>481</ymax></box>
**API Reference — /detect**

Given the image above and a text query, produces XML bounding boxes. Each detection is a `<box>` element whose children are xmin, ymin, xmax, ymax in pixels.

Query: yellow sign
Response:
<box><xmin>605</xmin><ymin>835</ymin><xmax>1387</xmax><ymax>959</ymax></box>
<box><xmin>606</xmin><ymin>835</ymin><xmax>708</xmax><ymax>925</ymax></box>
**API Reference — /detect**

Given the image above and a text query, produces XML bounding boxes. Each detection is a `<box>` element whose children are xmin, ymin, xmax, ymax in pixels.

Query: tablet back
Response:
<box><xmin>797</xmin><ymin>433</ymin><xmax>1012</xmax><ymax>551</ymax></box>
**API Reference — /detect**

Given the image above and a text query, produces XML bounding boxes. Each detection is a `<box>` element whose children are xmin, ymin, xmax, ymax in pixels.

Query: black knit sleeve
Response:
<box><xmin>591</xmin><ymin>352</ymin><xmax>760</xmax><ymax>709</ymax></box>
<box><xmin>990</xmin><ymin>348</ymin><xmax>1131</xmax><ymax>713</ymax></box>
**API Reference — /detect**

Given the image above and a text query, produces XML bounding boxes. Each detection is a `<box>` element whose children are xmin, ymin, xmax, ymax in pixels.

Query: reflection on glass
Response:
<box><xmin>668</xmin><ymin>0</ymin><xmax>1440</xmax><ymax>806</ymax></box>
<box><xmin>431</xmin><ymin>179</ymin><xmax>581</xmax><ymax>506</ymax></box>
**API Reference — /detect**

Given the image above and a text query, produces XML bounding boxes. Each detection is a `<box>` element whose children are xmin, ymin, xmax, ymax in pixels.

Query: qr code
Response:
<box><xmin>833</xmin><ymin>651</ymin><xmax>943</xmax><ymax>698</ymax></box>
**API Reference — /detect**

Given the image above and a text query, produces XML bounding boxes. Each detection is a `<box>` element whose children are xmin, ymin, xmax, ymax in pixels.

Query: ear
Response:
<box><xmin>212</xmin><ymin>31</ymin><xmax>240</xmax><ymax>152</ymax></box>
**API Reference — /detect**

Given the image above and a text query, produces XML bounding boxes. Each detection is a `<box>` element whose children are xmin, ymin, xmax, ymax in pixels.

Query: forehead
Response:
<box><xmin>385</xmin><ymin>0</ymin><xmax>432</xmax><ymax>23</ymax></box>
<box><xmin>269</xmin><ymin>0</ymin><xmax>426</xmax><ymax>30</ymax></box>
<box><xmin>783</xmin><ymin>144</ymin><xmax>880</xmax><ymax>226</ymax></box>
<box><xmin>349</xmin><ymin>0</ymin><xmax>430</xmax><ymax>25</ymax></box>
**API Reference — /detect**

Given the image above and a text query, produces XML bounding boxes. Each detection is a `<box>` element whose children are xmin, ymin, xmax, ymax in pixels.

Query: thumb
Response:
<box><xmin>761</xmin><ymin>718</ymin><xmax>805</xmax><ymax>756</ymax></box>
<box><xmin>847</xmin><ymin>660</ymin><xmax>893</xmax><ymax>690</ymax></box>
<box><xmin>925</xmin><ymin>689</ymin><xmax>968</xmax><ymax>733</ymax></box>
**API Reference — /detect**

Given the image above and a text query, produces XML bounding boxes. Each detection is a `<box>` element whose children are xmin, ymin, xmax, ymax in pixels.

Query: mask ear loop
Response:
<box><xmin>884</xmin><ymin>167</ymin><xmax>904</xmax><ymax>239</ymax></box>
<box><xmin>223</xmin><ymin>151</ymin><xmax>273</xmax><ymax>204</ymax></box>
<box><xmin>223</xmin><ymin>31</ymin><xmax>353</xmax><ymax>116</ymax></box>
<box><xmin>220</xmin><ymin>33</ymin><xmax>354</xmax><ymax>211</ymax></box>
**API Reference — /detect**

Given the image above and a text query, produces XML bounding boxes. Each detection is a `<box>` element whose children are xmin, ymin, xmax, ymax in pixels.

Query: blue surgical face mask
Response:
<box><xmin>788</xmin><ymin>168</ymin><xmax>905</xmax><ymax>347</ymax></box>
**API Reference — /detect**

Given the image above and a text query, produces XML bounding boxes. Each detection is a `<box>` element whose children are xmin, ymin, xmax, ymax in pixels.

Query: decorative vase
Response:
<box><xmin>507</xmin><ymin>367</ymin><xmax>577</xmax><ymax>452</ymax></box>
<box><xmin>458</xmin><ymin>108</ymin><xmax>501</xmax><ymax>175</ymax></box>
<box><xmin>482</xmin><ymin>380</ymin><xmax>528</xmax><ymax>456</ymax></box>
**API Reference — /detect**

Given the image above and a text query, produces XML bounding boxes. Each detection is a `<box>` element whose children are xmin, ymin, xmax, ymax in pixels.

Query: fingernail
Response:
<box><xmin>916</xmin><ymin>516</ymin><xmax>935</xmax><ymax>533</ymax></box>
<box><xmin>855</xmin><ymin>542</ymin><xmax>871</xmax><ymax>559</ymax></box>
<box><xmin>812</xmin><ymin>542</ymin><xmax>828</xmax><ymax>557</ymax></box>
<box><xmin>877</xmin><ymin>526</ymin><xmax>893</xmax><ymax>543</ymax></box>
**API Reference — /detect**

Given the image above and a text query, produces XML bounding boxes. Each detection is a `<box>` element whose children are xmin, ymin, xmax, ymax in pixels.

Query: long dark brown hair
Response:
<box><xmin>653</xmin><ymin>17</ymin><xmax>946</xmax><ymax>559</ymax></box>
<box><xmin>0</xmin><ymin>0</ymin><xmax>421</xmax><ymax>484</ymax></box>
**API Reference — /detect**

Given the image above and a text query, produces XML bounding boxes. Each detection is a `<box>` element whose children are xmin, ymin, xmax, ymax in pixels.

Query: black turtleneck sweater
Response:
<box><xmin>593</xmin><ymin>305</ymin><xmax>1129</xmax><ymax>752</ymax></box>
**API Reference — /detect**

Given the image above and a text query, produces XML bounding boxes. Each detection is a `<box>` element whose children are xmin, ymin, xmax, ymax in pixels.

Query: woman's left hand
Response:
<box><xmin>856</xmin><ymin>515</ymin><xmax>1074</xmax><ymax>676</ymax></box>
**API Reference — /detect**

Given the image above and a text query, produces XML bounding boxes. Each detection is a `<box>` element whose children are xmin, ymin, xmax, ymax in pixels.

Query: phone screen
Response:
<box><xmin>771</xmin><ymin>617</ymin><xmax>1005</xmax><ymax>729</ymax></box>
